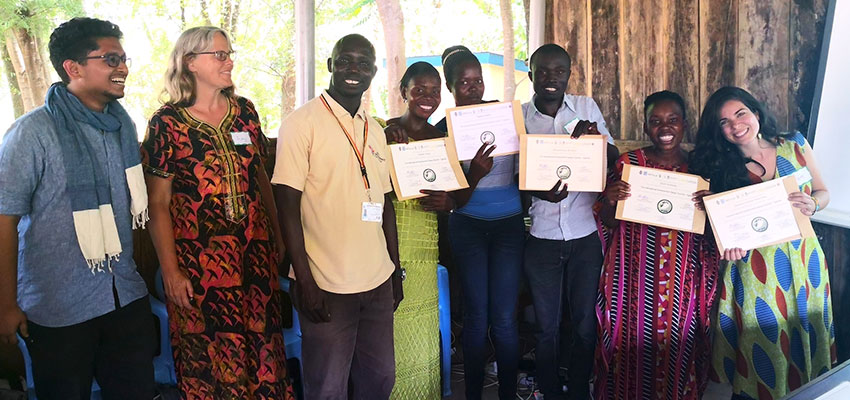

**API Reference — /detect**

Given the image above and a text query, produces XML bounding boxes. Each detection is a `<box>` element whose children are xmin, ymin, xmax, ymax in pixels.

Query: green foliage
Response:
<box><xmin>0</xmin><ymin>0</ymin><xmax>84</xmax><ymax>35</ymax></box>
<box><xmin>0</xmin><ymin>0</ymin><xmax>531</xmax><ymax>137</ymax></box>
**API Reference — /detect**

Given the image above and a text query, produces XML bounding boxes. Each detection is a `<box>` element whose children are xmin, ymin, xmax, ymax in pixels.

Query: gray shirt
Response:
<box><xmin>0</xmin><ymin>106</ymin><xmax>148</xmax><ymax>327</ymax></box>
<box><xmin>522</xmin><ymin>94</ymin><xmax>615</xmax><ymax>241</ymax></box>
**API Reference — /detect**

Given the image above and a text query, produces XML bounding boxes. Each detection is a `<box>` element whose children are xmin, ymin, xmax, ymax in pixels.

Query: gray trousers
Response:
<box><xmin>300</xmin><ymin>277</ymin><xmax>396</xmax><ymax>400</ymax></box>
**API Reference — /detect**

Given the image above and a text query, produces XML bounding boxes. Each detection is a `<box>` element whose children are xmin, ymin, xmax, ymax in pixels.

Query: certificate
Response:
<box><xmin>445</xmin><ymin>100</ymin><xmax>525</xmax><ymax>161</ymax></box>
<box><xmin>518</xmin><ymin>135</ymin><xmax>607</xmax><ymax>192</ymax></box>
<box><xmin>704</xmin><ymin>176</ymin><xmax>815</xmax><ymax>253</ymax></box>
<box><xmin>387</xmin><ymin>138</ymin><xmax>469</xmax><ymax>200</ymax></box>
<box><xmin>615</xmin><ymin>164</ymin><xmax>710</xmax><ymax>234</ymax></box>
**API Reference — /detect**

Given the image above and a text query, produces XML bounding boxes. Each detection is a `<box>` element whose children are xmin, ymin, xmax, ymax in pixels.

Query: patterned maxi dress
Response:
<box><xmin>390</xmin><ymin>197</ymin><xmax>442</xmax><ymax>399</ymax></box>
<box><xmin>141</xmin><ymin>96</ymin><xmax>294</xmax><ymax>399</ymax></box>
<box><xmin>378</xmin><ymin>127</ymin><xmax>442</xmax><ymax>399</ymax></box>
<box><xmin>710</xmin><ymin>132</ymin><xmax>835</xmax><ymax>399</ymax></box>
<box><xmin>595</xmin><ymin>149</ymin><xmax>720</xmax><ymax>400</ymax></box>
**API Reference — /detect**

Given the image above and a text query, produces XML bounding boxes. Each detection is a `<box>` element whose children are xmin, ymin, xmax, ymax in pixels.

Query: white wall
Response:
<box><xmin>809</xmin><ymin>0</ymin><xmax>850</xmax><ymax>229</ymax></box>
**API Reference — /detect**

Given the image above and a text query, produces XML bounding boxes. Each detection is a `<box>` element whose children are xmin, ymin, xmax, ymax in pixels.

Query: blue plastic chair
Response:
<box><xmin>149</xmin><ymin>271</ymin><xmax>178</xmax><ymax>386</ymax></box>
<box><xmin>16</xmin><ymin>335</ymin><xmax>102</xmax><ymax>399</ymax></box>
<box><xmin>437</xmin><ymin>264</ymin><xmax>452</xmax><ymax>397</ymax></box>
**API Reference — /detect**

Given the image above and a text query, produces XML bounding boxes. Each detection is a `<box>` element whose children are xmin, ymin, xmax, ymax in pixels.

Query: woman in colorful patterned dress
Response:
<box><xmin>141</xmin><ymin>26</ymin><xmax>294</xmax><ymax>399</ymax></box>
<box><xmin>690</xmin><ymin>86</ymin><xmax>834</xmax><ymax>399</ymax></box>
<box><xmin>383</xmin><ymin>61</ymin><xmax>453</xmax><ymax>400</ymax></box>
<box><xmin>595</xmin><ymin>91</ymin><xmax>721</xmax><ymax>399</ymax></box>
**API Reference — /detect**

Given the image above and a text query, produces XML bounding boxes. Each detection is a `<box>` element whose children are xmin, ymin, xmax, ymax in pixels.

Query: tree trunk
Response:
<box><xmin>199</xmin><ymin>0</ymin><xmax>212</xmax><ymax>25</ymax></box>
<box><xmin>231</xmin><ymin>0</ymin><xmax>242</xmax><ymax>35</ymax></box>
<box><xmin>279</xmin><ymin>71</ymin><xmax>296</xmax><ymax>122</ymax></box>
<box><xmin>222</xmin><ymin>0</ymin><xmax>233</xmax><ymax>32</ymax></box>
<box><xmin>500</xmin><ymin>0</ymin><xmax>516</xmax><ymax>101</ymax></box>
<box><xmin>522</xmin><ymin>0</ymin><xmax>530</xmax><ymax>53</ymax></box>
<box><xmin>4</xmin><ymin>27</ymin><xmax>52</xmax><ymax>112</ymax></box>
<box><xmin>179</xmin><ymin>0</ymin><xmax>186</xmax><ymax>30</ymax></box>
<box><xmin>375</xmin><ymin>0</ymin><xmax>406</xmax><ymax>118</ymax></box>
<box><xmin>0</xmin><ymin>43</ymin><xmax>24</xmax><ymax>118</ymax></box>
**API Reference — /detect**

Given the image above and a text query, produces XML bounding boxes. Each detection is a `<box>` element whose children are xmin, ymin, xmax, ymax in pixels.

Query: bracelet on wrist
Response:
<box><xmin>812</xmin><ymin>194</ymin><xmax>820</xmax><ymax>214</ymax></box>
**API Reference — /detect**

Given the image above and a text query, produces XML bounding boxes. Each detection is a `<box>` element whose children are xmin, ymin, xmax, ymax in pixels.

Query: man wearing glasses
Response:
<box><xmin>0</xmin><ymin>17</ymin><xmax>154</xmax><ymax>399</ymax></box>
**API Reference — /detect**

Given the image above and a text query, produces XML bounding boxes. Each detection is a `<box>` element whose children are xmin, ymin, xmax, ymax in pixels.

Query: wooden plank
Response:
<box><xmin>735</xmin><ymin>0</ymin><xmax>791</xmax><ymax>130</ymax></box>
<box><xmin>789</xmin><ymin>0</ymin><xmax>828</xmax><ymax>133</ymax></box>
<box><xmin>699</xmin><ymin>0</ymin><xmax>737</xmax><ymax>117</ymax></box>
<box><xmin>665</xmin><ymin>0</ymin><xmax>700</xmax><ymax>143</ymax></box>
<box><xmin>589</xmin><ymin>0</ymin><xmax>622</xmax><ymax>139</ymax></box>
<box><xmin>544</xmin><ymin>0</ymin><xmax>555</xmax><ymax>44</ymax></box>
<box><xmin>551</xmin><ymin>0</ymin><xmax>589</xmax><ymax>96</ymax></box>
<box><xmin>619</xmin><ymin>0</ymin><xmax>665</xmax><ymax>141</ymax></box>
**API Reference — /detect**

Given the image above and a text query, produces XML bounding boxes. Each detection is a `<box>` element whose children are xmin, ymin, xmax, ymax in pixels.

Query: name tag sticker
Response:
<box><xmin>231</xmin><ymin>131</ymin><xmax>251</xmax><ymax>146</ymax></box>
<box><xmin>792</xmin><ymin>167</ymin><xmax>813</xmax><ymax>187</ymax></box>
<box><xmin>563</xmin><ymin>118</ymin><xmax>580</xmax><ymax>134</ymax></box>
<box><xmin>361</xmin><ymin>202</ymin><xmax>383</xmax><ymax>223</ymax></box>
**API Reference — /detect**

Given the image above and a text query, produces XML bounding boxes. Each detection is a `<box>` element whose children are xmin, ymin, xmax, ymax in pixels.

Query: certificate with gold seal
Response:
<box><xmin>518</xmin><ymin>134</ymin><xmax>607</xmax><ymax>192</ymax></box>
<box><xmin>615</xmin><ymin>164</ymin><xmax>710</xmax><ymax>234</ymax></box>
<box><xmin>445</xmin><ymin>100</ymin><xmax>525</xmax><ymax>161</ymax></box>
<box><xmin>704</xmin><ymin>176</ymin><xmax>815</xmax><ymax>252</ymax></box>
<box><xmin>387</xmin><ymin>138</ymin><xmax>469</xmax><ymax>201</ymax></box>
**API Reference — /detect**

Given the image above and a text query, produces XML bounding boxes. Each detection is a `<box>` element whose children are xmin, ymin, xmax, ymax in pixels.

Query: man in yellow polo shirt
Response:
<box><xmin>272</xmin><ymin>34</ymin><xmax>403</xmax><ymax>400</ymax></box>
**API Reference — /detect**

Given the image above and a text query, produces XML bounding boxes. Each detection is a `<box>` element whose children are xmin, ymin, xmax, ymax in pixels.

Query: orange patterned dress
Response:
<box><xmin>142</xmin><ymin>96</ymin><xmax>294</xmax><ymax>399</ymax></box>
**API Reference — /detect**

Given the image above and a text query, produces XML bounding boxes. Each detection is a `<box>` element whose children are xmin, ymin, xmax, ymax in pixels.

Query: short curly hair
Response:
<box><xmin>48</xmin><ymin>17</ymin><xmax>123</xmax><ymax>84</ymax></box>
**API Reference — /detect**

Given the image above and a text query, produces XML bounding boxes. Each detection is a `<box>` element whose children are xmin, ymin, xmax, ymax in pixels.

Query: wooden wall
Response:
<box><xmin>546</xmin><ymin>0</ymin><xmax>849</xmax><ymax>363</ymax></box>
<box><xmin>545</xmin><ymin>0</ymin><xmax>828</xmax><ymax>143</ymax></box>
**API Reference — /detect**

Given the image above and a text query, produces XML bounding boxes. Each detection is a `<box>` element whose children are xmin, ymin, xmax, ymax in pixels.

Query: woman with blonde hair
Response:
<box><xmin>141</xmin><ymin>26</ymin><xmax>294</xmax><ymax>399</ymax></box>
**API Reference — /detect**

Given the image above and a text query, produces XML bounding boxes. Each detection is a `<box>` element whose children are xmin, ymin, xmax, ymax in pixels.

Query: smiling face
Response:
<box><xmin>645</xmin><ymin>99</ymin><xmax>686</xmax><ymax>152</ymax></box>
<box><xmin>449</xmin><ymin>61</ymin><xmax>484</xmax><ymax>106</ymax></box>
<box><xmin>69</xmin><ymin>36</ymin><xmax>128</xmax><ymax>110</ymax></box>
<box><xmin>403</xmin><ymin>74</ymin><xmax>441</xmax><ymax>120</ymax></box>
<box><xmin>187</xmin><ymin>33</ymin><xmax>234</xmax><ymax>92</ymax></box>
<box><xmin>529</xmin><ymin>51</ymin><xmax>570</xmax><ymax>102</ymax></box>
<box><xmin>718</xmin><ymin>99</ymin><xmax>760</xmax><ymax>146</ymax></box>
<box><xmin>327</xmin><ymin>37</ymin><xmax>377</xmax><ymax>99</ymax></box>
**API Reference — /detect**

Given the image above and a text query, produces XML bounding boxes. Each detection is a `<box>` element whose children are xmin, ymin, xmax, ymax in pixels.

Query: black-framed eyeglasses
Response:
<box><xmin>190</xmin><ymin>50</ymin><xmax>236</xmax><ymax>62</ymax></box>
<box><xmin>83</xmin><ymin>53</ymin><xmax>131</xmax><ymax>68</ymax></box>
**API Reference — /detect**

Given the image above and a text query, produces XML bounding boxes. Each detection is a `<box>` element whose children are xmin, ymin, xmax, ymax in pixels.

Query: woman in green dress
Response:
<box><xmin>383</xmin><ymin>62</ymin><xmax>455</xmax><ymax>399</ymax></box>
<box><xmin>690</xmin><ymin>86</ymin><xmax>834</xmax><ymax>399</ymax></box>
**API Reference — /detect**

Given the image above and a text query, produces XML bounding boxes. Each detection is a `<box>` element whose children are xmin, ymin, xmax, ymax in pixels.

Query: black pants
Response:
<box><xmin>25</xmin><ymin>296</ymin><xmax>156</xmax><ymax>400</ymax></box>
<box><xmin>299</xmin><ymin>278</ymin><xmax>395</xmax><ymax>400</ymax></box>
<box><xmin>524</xmin><ymin>234</ymin><xmax>603</xmax><ymax>400</ymax></box>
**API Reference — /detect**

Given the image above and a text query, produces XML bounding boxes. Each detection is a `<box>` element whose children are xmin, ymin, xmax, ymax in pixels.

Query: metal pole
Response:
<box><xmin>295</xmin><ymin>0</ymin><xmax>315</xmax><ymax>107</ymax></box>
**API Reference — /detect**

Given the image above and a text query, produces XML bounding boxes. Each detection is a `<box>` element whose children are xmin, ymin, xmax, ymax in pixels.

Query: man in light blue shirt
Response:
<box><xmin>0</xmin><ymin>18</ymin><xmax>153</xmax><ymax>399</ymax></box>
<box><xmin>521</xmin><ymin>43</ymin><xmax>618</xmax><ymax>400</ymax></box>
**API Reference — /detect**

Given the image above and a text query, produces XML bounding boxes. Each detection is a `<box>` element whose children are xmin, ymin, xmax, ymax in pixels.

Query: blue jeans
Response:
<box><xmin>524</xmin><ymin>234</ymin><xmax>603</xmax><ymax>400</ymax></box>
<box><xmin>449</xmin><ymin>213</ymin><xmax>525</xmax><ymax>400</ymax></box>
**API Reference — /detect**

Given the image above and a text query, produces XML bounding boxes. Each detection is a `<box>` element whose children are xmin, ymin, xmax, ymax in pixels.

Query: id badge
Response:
<box><xmin>231</xmin><ymin>131</ymin><xmax>251</xmax><ymax>146</ymax></box>
<box><xmin>361</xmin><ymin>202</ymin><xmax>383</xmax><ymax>223</ymax></box>
<box><xmin>792</xmin><ymin>166</ymin><xmax>813</xmax><ymax>187</ymax></box>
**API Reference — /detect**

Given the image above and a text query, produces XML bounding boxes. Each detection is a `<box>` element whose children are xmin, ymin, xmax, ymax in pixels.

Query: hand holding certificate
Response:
<box><xmin>703</xmin><ymin>176</ymin><xmax>815</xmax><ymax>252</ymax></box>
<box><xmin>445</xmin><ymin>100</ymin><xmax>525</xmax><ymax>161</ymax></box>
<box><xmin>387</xmin><ymin>138</ymin><xmax>469</xmax><ymax>200</ymax></box>
<box><xmin>614</xmin><ymin>164</ymin><xmax>709</xmax><ymax>233</ymax></box>
<box><xmin>519</xmin><ymin>135</ymin><xmax>607</xmax><ymax>192</ymax></box>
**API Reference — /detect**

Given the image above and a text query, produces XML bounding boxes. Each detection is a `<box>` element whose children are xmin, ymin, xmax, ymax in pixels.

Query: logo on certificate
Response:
<box><xmin>423</xmin><ymin>168</ymin><xmax>437</xmax><ymax>182</ymax></box>
<box><xmin>657</xmin><ymin>199</ymin><xmax>673</xmax><ymax>214</ymax></box>
<box><xmin>751</xmin><ymin>217</ymin><xmax>768</xmax><ymax>232</ymax></box>
<box><xmin>556</xmin><ymin>165</ymin><xmax>571</xmax><ymax>180</ymax></box>
<box><xmin>480</xmin><ymin>131</ymin><xmax>495</xmax><ymax>145</ymax></box>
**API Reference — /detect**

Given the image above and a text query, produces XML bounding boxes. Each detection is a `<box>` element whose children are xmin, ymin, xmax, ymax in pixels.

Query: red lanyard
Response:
<box><xmin>319</xmin><ymin>95</ymin><xmax>371</xmax><ymax>191</ymax></box>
